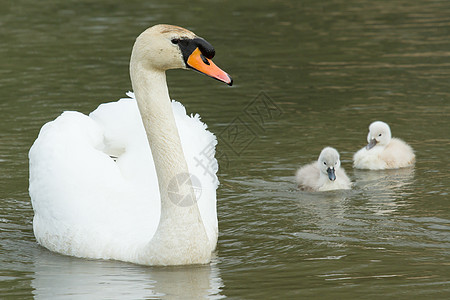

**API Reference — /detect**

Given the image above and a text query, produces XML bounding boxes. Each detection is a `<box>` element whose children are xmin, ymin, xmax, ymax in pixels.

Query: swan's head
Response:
<box><xmin>366</xmin><ymin>121</ymin><xmax>392</xmax><ymax>150</ymax></box>
<box><xmin>318</xmin><ymin>147</ymin><xmax>341</xmax><ymax>181</ymax></box>
<box><xmin>131</xmin><ymin>24</ymin><xmax>232</xmax><ymax>85</ymax></box>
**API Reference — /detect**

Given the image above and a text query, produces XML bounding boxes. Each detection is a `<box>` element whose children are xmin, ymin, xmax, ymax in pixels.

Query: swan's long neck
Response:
<box><xmin>130</xmin><ymin>58</ymin><xmax>210</xmax><ymax>265</ymax></box>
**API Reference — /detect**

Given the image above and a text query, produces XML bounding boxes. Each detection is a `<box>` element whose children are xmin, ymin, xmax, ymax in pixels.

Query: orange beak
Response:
<box><xmin>187</xmin><ymin>48</ymin><xmax>233</xmax><ymax>86</ymax></box>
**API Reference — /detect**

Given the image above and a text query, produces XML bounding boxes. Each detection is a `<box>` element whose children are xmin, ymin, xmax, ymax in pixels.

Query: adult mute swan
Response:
<box><xmin>29</xmin><ymin>25</ymin><xmax>232</xmax><ymax>266</ymax></box>
<box><xmin>296</xmin><ymin>147</ymin><xmax>351</xmax><ymax>191</ymax></box>
<box><xmin>353</xmin><ymin>121</ymin><xmax>415</xmax><ymax>170</ymax></box>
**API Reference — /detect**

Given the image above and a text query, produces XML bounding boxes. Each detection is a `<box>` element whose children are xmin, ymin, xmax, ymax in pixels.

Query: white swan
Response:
<box><xmin>353</xmin><ymin>121</ymin><xmax>415</xmax><ymax>170</ymax></box>
<box><xmin>29</xmin><ymin>24</ymin><xmax>232</xmax><ymax>266</ymax></box>
<box><xmin>296</xmin><ymin>147</ymin><xmax>351</xmax><ymax>191</ymax></box>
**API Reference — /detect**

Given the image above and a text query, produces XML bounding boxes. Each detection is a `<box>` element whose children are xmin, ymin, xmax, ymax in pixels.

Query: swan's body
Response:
<box><xmin>296</xmin><ymin>147</ymin><xmax>351</xmax><ymax>191</ymax></box>
<box><xmin>29</xmin><ymin>25</ymin><xmax>232</xmax><ymax>266</ymax></box>
<box><xmin>353</xmin><ymin>121</ymin><xmax>415</xmax><ymax>170</ymax></box>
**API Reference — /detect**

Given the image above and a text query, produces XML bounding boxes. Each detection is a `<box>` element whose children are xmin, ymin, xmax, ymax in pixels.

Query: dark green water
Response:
<box><xmin>1</xmin><ymin>0</ymin><xmax>449</xmax><ymax>298</ymax></box>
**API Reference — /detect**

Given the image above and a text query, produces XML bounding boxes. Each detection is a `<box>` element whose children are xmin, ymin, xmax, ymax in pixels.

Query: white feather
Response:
<box><xmin>296</xmin><ymin>147</ymin><xmax>351</xmax><ymax>191</ymax></box>
<box><xmin>353</xmin><ymin>121</ymin><xmax>415</xmax><ymax>170</ymax></box>
<box><xmin>29</xmin><ymin>93</ymin><xmax>218</xmax><ymax>262</ymax></box>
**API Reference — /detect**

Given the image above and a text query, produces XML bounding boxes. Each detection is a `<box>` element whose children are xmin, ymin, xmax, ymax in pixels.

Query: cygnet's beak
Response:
<box><xmin>187</xmin><ymin>48</ymin><xmax>233</xmax><ymax>85</ymax></box>
<box><xmin>366</xmin><ymin>138</ymin><xmax>377</xmax><ymax>150</ymax></box>
<box><xmin>327</xmin><ymin>167</ymin><xmax>336</xmax><ymax>181</ymax></box>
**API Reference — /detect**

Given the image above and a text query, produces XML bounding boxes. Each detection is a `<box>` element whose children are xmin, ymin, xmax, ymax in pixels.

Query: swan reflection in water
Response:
<box><xmin>293</xmin><ymin>167</ymin><xmax>414</xmax><ymax>246</ymax></box>
<box><xmin>296</xmin><ymin>167</ymin><xmax>415</xmax><ymax>221</ymax></box>
<box><xmin>353</xmin><ymin>167</ymin><xmax>415</xmax><ymax>215</ymax></box>
<box><xmin>31</xmin><ymin>251</ymin><xmax>224</xmax><ymax>299</ymax></box>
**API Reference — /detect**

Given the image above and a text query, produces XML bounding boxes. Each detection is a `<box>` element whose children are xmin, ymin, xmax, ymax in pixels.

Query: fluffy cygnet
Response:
<box><xmin>353</xmin><ymin>121</ymin><xmax>415</xmax><ymax>170</ymax></box>
<box><xmin>296</xmin><ymin>147</ymin><xmax>352</xmax><ymax>191</ymax></box>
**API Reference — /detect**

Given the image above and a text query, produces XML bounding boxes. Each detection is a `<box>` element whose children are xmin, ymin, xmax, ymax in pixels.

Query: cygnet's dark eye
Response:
<box><xmin>171</xmin><ymin>38</ymin><xmax>179</xmax><ymax>44</ymax></box>
<box><xmin>324</xmin><ymin>162</ymin><xmax>327</xmax><ymax>165</ymax></box>
<box><xmin>379</xmin><ymin>134</ymin><xmax>382</xmax><ymax>136</ymax></box>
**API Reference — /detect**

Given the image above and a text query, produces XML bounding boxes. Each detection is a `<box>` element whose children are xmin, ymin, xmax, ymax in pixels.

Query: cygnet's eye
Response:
<box><xmin>335</xmin><ymin>162</ymin><xmax>337</xmax><ymax>165</ymax></box>
<box><xmin>379</xmin><ymin>134</ymin><xmax>382</xmax><ymax>136</ymax></box>
<box><xmin>171</xmin><ymin>38</ymin><xmax>179</xmax><ymax>44</ymax></box>
<box><xmin>324</xmin><ymin>162</ymin><xmax>327</xmax><ymax>165</ymax></box>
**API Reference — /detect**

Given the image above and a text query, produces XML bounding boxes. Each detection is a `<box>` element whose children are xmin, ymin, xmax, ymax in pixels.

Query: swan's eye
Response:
<box><xmin>379</xmin><ymin>134</ymin><xmax>382</xmax><ymax>136</ymax></box>
<box><xmin>324</xmin><ymin>162</ymin><xmax>327</xmax><ymax>165</ymax></box>
<box><xmin>335</xmin><ymin>162</ymin><xmax>337</xmax><ymax>165</ymax></box>
<box><xmin>171</xmin><ymin>38</ymin><xmax>179</xmax><ymax>44</ymax></box>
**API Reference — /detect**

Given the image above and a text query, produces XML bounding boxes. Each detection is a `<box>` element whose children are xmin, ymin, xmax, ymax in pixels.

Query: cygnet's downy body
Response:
<box><xmin>296</xmin><ymin>147</ymin><xmax>351</xmax><ymax>191</ymax></box>
<box><xmin>353</xmin><ymin>121</ymin><xmax>415</xmax><ymax>170</ymax></box>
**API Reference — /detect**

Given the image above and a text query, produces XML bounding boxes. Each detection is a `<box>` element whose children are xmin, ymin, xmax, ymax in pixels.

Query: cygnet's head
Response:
<box><xmin>131</xmin><ymin>24</ymin><xmax>232</xmax><ymax>85</ymax></box>
<box><xmin>318</xmin><ymin>147</ymin><xmax>341</xmax><ymax>181</ymax></box>
<box><xmin>366</xmin><ymin>121</ymin><xmax>392</xmax><ymax>149</ymax></box>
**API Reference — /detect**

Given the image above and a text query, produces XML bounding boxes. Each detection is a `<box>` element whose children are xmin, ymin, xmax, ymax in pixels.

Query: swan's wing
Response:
<box><xmin>29</xmin><ymin>93</ymin><xmax>219</xmax><ymax>257</ymax></box>
<box><xmin>90</xmin><ymin>92</ymin><xmax>219</xmax><ymax>245</ymax></box>
<box><xmin>121</xmin><ymin>92</ymin><xmax>219</xmax><ymax>245</ymax></box>
<box><xmin>29</xmin><ymin>107</ymin><xmax>159</xmax><ymax>258</ymax></box>
<box><xmin>89</xmin><ymin>92</ymin><xmax>219</xmax><ymax>245</ymax></box>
